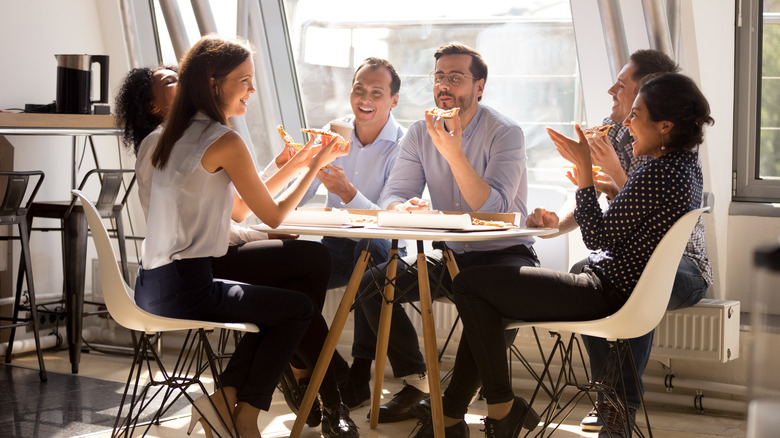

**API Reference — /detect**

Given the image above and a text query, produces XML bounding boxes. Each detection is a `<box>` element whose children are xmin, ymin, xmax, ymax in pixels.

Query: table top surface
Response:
<box><xmin>0</xmin><ymin>113</ymin><xmax>120</xmax><ymax>135</ymax></box>
<box><xmin>252</xmin><ymin>223</ymin><xmax>558</xmax><ymax>241</ymax></box>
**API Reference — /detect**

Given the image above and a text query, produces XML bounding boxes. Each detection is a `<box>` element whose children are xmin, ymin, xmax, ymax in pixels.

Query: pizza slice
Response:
<box><xmin>471</xmin><ymin>217</ymin><xmax>509</xmax><ymax>227</ymax></box>
<box><xmin>582</xmin><ymin>123</ymin><xmax>614</xmax><ymax>139</ymax></box>
<box><xmin>301</xmin><ymin>127</ymin><xmax>349</xmax><ymax>148</ymax></box>
<box><xmin>277</xmin><ymin>124</ymin><xmax>295</xmax><ymax>146</ymax></box>
<box><xmin>426</xmin><ymin>106</ymin><xmax>461</xmax><ymax>119</ymax></box>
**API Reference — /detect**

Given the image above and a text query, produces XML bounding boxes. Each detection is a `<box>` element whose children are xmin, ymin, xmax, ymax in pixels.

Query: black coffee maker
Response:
<box><xmin>55</xmin><ymin>54</ymin><xmax>109</xmax><ymax>114</ymax></box>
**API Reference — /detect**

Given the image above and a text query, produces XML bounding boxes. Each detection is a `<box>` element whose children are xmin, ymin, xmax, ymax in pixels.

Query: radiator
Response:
<box><xmin>651</xmin><ymin>299</ymin><xmax>741</xmax><ymax>363</ymax></box>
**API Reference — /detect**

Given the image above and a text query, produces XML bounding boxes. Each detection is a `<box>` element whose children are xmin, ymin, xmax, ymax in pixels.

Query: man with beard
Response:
<box><xmin>351</xmin><ymin>42</ymin><xmax>538</xmax><ymax>437</ymax></box>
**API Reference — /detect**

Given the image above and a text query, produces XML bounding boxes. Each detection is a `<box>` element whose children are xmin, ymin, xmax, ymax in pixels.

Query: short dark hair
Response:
<box><xmin>629</xmin><ymin>49</ymin><xmax>680</xmax><ymax>82</ymax></box>
<box><xmin>353</xmin><ymin>57</ymin><xmax>401</xmax><ymax>96</ymax></box>
<box><xmin>638</xmin><ymin>72</ymin><xmax>713</xmax><ymax>152</ymax></box>
<box><xmin>434</xmin><ymin>42</ymin><xmax>487</xmax><ymax>101</ymax></box>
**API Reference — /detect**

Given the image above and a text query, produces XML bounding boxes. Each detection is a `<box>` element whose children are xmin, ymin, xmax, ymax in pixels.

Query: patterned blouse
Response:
<box><xmin>603</xmin><ymin>117</ymin><xmax>712</xmax><ymax>286</ymax></box>
<box><xmin>574</xmin><ymin>151</ymin><xmax>703</xmax><ymax>295</ymax></box>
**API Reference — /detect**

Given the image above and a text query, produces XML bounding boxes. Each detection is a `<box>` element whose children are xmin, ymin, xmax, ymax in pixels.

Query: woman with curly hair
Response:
<box><xmin>115</xmin><ymin>66</ymin><xmax>178</xmax><ymax>155</ymax></box>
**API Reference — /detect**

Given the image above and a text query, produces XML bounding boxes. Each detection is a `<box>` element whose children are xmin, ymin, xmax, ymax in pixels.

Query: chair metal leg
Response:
<box><xmin>3</xmin><ymin>220</ymin><xmax>47</xmax><ymax>381</ymax></box>
<box><xmin>112</xmin><ymin>329</ymin><xmax>230</xmax><ymax>438</ymax></box>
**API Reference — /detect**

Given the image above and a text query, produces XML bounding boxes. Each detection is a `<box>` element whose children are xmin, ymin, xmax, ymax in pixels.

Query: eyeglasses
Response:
<box><xmin>429</xmin><ymin>72</ymin><xmax>476</xmax><ymax>87</ymax></box>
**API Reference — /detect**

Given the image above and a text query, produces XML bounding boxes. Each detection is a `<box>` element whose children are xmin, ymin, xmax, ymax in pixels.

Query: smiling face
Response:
<box><xmin>608</xmin><ymin>62</ymin><xmax>640</xmax><ymax>123</ymax></box>
<box><xmin>215</xmin><ymin>57</ymin><xmax>256</xmax><ymax>118</ymax></box>
<box><xmin>148</xmin><ymin>68</ymin><xmax>178</xmax><ymax>119</ymax></box>
<box><xmin>350</xmin><ymin>66</ymin><xmax>398</xmax><ymax>131</ymax></box>
<box><xmin>433</xmin><ymin>53</ymin><xmax>484</xmax><ymax>117</ymax></box>
<box><xmin>623</xmin><ymin>93</ymin><xmax>669</xmax><ymax>158</ymax></box>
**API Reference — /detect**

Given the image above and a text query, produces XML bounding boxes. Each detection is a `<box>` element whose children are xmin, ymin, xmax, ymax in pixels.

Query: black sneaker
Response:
<box><xmin>277</xmin><ymin>366</ymin><xmax>322</xmax><ymax>427</ymax></box>
<box><xmin>367</xmin><ymin>384</ymin><xmax>428</xmax><ymax>423</ymax></box>
<box><xmin>481</xmin><ymin>396</ymin><xmax>540</xmax><ymax>438</ymax></box>
<box><xmin>339</xmin><ymin>376</ymin><xmax>370</xmax><ymax>410</ymax></box>
<box><xmin>322</xmin><ymin>403</ymin><xmax>359</xmax><ymax>438</ymax></box>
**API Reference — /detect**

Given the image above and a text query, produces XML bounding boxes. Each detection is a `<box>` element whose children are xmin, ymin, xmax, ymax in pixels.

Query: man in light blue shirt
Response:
<box><xmin>355</xmin><ymin>43</ymin><xmax>539</xmax><ymax>435</ymax></box>
<box><xmin>268</xmin><ymin>58</ymin><xmax>406</xmax><ymax>411</ymax></box>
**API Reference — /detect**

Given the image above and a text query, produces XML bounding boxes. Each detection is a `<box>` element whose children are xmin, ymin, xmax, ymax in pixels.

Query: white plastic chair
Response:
<box><xmin>73</xmin><ymin>190</ymin><xmax>259</xmax><ymax>437</ymax></box>
<box><xmin>526</xmin><ymin>184</ymin><xmax>570</xmax><ymax>272</ymax></box>
<box><xmin>505</xmin><ymin>207</ymin><xmax>709</xmax><ymax>437</ymax></box>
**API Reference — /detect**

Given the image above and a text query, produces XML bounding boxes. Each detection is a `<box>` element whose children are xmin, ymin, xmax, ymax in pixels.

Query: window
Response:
<box><xmin>734</xmin><ymin>0</ymin><xmax>780</xmax><ymax>202</ymax></box>
<box><xmin>282</xmin><ymin>0</ymin><xmax>582</xmax><ymax>188</ymax></box>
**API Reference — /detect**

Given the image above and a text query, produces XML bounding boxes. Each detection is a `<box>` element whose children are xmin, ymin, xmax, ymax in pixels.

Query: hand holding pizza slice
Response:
<box><xmin>301</xmin><ymin>127</ymin><xmax>350</xmax><ymax>149</ymax></box>
<box><xmin>582</xmin><ymin>123</ymin><xmax>614</xmax><ymax>139</ymax></box>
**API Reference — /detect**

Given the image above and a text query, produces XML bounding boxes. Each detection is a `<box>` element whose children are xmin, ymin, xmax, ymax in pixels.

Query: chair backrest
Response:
<box><xmin>527</xmin><ymin>184</ymin><xmax>570</xmax><ymax>271</ymax></box>
<box><xmin>0</xmin><ymin>171</ymin><xmax>44</xmax><ymax>219</ymax></box>
<box><xmin>508</xmin><ymin>207</ymin><xmax>709</xmax><ymax>340</ymax></box>
<box><xmin>72</xmin><ymin>189</ymin><xmax>259</xmax><ymax>334</ymax></box>
<box><xmin>68</xmin><ymin>169</ymin><xmax>136</xmax><ymax>217</ymax></box>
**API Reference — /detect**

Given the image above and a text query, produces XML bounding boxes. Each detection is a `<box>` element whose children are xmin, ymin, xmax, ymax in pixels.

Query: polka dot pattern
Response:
<box><xmin>574</xmin><ymin>151</ymin><xmax>703</xmax><ymax>294</ymax></box>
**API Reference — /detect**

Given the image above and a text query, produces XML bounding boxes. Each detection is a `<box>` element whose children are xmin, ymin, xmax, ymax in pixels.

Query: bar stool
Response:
<box><xmin>0</xmin><ymin>170</ymin><xmax>47</xmax><ymax>381</ymax></box>
<box><xmin>23</xmin><ymin>168</ymin><xmax>135</xmax><ymax>374</ymax></box>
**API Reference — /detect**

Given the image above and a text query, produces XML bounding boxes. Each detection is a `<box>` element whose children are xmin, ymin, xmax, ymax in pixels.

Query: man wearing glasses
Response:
<box><xmin>353</xmin><ymin>42</ymin><xmax>538</xmax><ymax>437</ymax></box>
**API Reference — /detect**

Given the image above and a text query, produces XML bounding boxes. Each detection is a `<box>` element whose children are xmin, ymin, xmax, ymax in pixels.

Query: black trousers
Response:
<box><xmin>447</xmin><ymin>263</ymin><xmax>626</xmax><ymax>416</ymax></box>
<box><xmin>135</xmin><ymin>256</ymin><xmax>315</xmax><ymax>410</ymax></box>
<box><xmin>211</xmin><ymin>239</ymin><xmax>344</xmax><ymax>408</ymax></box>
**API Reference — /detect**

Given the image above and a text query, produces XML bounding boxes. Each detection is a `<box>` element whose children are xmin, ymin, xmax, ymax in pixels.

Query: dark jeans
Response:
<box><xmin>321</xmin><ymin>236</ymin><xmax>403</xmax><ymax>361</ymax></box>
<box><xmin>581</xmin><ymin>255</ymin><xmax>708</xmax><ymax>410</ymax></box>
<box><xmin>450</xmin><ymin>263</ymin><xmax>627</xmax><ymax>417</ymax></box>
<box><xmin>135</xmin><ymin>257</ymin><xmax>315</xmax><ymax>411</ymax></box>
<box><xmin>357</xmin><ymin>244</ymin><xmax>538</xmax><ymax>384</ymax></box>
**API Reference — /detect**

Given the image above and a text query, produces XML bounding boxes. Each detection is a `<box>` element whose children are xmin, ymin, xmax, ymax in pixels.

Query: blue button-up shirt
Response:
<box><xmin>300</xmin><ymin>113</ymin><xmax>405</xmax><ymax>210</ymax></box>
<box><xmin>379</xmin><ymin>104</ymin><xmax>533</xmax><ymax>253</ymax></box>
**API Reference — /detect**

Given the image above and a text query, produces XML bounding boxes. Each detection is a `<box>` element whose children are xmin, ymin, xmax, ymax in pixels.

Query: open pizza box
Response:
<box><xmin>375</xmin><ymin>210</ymin><xmax>519</xmax><ymax>231</ymax></box>
<box><xmin>280</xmin><ymin>207</ymin><xmax>377</xmax><ymax>227</ymax></box>
<box><xmin>280</xmin><ymin>208</ymin><xmax>519</xmax><ymax>231</ymax></box>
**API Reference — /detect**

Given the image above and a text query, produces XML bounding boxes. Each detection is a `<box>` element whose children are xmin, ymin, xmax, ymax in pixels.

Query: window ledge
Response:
<box><xmin>729</xmin><ymin>201</ymin><xmax>780</xmax><ymax>217</ymax></box>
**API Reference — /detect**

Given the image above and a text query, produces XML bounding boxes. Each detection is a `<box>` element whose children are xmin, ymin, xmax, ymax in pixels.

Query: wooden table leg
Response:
<box><xmin>290</xmin><ymin>250</ymin><xmax>371</xmax><ymax>438</ymax></box>
<box><xmin>369</xmin><ymin>242</ymin><xmax>399</xmax><ymax>429</ymax></box>
<box><xmin>444</xmin><ymin>249</ymin><xmax>460</xmax><ymax>280</ymax></box>
<box><xmin>417</xmin><ymin>246</ymin><xmax>445</xmax><ymax>438</ymax></box>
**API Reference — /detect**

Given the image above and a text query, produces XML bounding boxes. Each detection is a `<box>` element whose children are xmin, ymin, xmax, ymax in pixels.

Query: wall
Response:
<box><xmin>0</xmin><ymin>0</ymin><xmax>134</xmax><ymax>300</ymax></box>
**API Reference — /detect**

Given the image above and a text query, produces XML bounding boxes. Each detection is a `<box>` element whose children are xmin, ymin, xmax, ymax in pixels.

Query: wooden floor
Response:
<box><xmin>1</xmin><ymin>342</ymin><xmax>747</xmax><ymax>438</ymax></box>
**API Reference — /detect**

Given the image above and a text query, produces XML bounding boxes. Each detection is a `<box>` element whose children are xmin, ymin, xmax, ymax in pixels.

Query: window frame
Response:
<box><xmin>733</xmin><ymin>0</ymin><xmax>780</xmax><ymax>203</ymax></box>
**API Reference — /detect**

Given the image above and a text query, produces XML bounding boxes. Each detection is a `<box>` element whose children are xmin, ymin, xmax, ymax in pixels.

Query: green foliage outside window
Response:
<box><xmin>761</xmin><ymin>2</ymin><xmax>780</xmax><ymax>178</ymax></box>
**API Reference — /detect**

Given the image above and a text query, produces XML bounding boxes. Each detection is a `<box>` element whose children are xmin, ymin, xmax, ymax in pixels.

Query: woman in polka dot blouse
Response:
<box><xmin>439</xmin><ymin>72</ymin><xmax>713</xmax><ymax>437</ymax></box>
